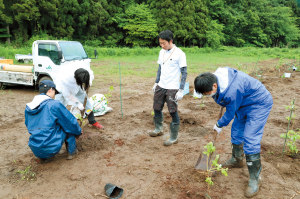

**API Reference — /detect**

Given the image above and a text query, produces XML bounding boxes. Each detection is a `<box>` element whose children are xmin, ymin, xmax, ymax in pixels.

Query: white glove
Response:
<box><xmin>214</xmin><ymin>123</ymin><xmax>222</xmax><ymax>134</ymax></box>
<box><xmin>152</xmin><ymin>83</ymin><xmax>158</xmax><ymax>93</ymax></box>
<box><xmin>78</xmin><ymin>103</ymin><xmax>84</xmax><ymax>111</ymax></box>
<box><xmin>175</xmin><ymin>89</ymin><xmax>184</xmax><ymax>101</ymax></box>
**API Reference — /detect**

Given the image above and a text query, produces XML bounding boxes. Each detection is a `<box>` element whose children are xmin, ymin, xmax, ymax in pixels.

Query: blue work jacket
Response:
<box><xmin>25</xmin><ymin>94</ymin><xmax>81</xmax><ymax>158</ymax></box>
<box><xmin>213</xmin><ymin>67</ymin><xmax>273</xmax><ymax>127</ymax></box>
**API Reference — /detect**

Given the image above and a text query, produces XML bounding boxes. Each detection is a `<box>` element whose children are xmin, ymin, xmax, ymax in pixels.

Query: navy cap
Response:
<box><xmin>39</xmin><ymin>80</ymin><xmax>59</xmax><ymax>94</ymax></box>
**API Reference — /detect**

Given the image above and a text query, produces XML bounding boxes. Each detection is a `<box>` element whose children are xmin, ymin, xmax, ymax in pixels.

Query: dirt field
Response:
<box><xmin>1</xmin><ymin>59</ymin><xmax>300</xmax><ymax>199</ymax></box>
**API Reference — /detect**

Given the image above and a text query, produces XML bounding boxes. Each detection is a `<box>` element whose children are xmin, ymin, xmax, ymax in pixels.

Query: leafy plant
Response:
<box><xmin>282</xmin><ymin>99</ymin><xmax>298</xmax><ymax>155</ymax></box>
<box><xmin>76</xmin><ymin>113</ymin><xmax>86</xmax><ymax>127</ymax></box>
<box><xmin>16</xmin><ymin>166</ymin><xmax>36</xmax><ymax>181</ymax></box>
<box><xmin>198</xmin><ymin>142</ymin><xmax>228</xmax><ymax>197</ymax></box>
<box><xmin>280</xmin><ymin>130</ymin><xmax>300</xmax><ymax>155</ymax></box>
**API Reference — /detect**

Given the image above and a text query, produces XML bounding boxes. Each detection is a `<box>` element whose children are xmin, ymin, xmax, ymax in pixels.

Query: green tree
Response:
<box><xmin>117</xmin><ymin>3</ymin><xmax>158</xmax><ymax>46</ymax></box>
<box><xmin>206</xmin><ymin>20</ymin><xmax>224</xmax><ymax>49</ymax></box>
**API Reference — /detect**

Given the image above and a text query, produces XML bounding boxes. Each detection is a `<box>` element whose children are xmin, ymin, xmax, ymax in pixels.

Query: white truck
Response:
<box><xmin>0</xmin><ymin>40</ymin><xmax>97</xmax><ymax>89</ymax></box>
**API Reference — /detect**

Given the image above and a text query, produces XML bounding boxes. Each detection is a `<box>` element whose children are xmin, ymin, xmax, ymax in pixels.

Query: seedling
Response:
<box><xmin>76</xmin><ymin>113</ymin><xmax>86</xmax><ymax>127</ymax></box>
<box><xmin>198</xmin><ymin>142</ymin><xmax>228</xmax><ymax>197</ymax></box>
<box><xmin>282</xmin><ymin>99</ymin><xmax>297</xmax><ymax>155</ymax></box>
<box><xmin>16</xmin><ymin>166</ymin><xmax>36</xmax><ymax>181</ymax></box>
<box><xmin>280</xmin><ymin>130</ymin><xmax>300</xmax><ymax>155</ymax></box>
<box><xmin>194</xmin><ymin>95</ymin><xmax>205</xmax><ymax>107</ymax></box>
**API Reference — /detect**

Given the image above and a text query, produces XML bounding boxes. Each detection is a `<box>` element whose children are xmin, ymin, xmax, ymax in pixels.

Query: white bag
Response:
<box><xmin>70</xmin><ymin>93</ymin><xmax>113</xmax><ymax>119</ymax></box>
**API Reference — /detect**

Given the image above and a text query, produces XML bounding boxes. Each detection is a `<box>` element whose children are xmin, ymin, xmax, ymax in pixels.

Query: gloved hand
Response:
<box><xmin>213</xmin><ymin>123</ymin><xmax>222</xmax><ymax>134</ymax></box>
<box><xmin>152</xmin><ymin>83</ymin><xmax>158</xmax><ymax>93</ymax></box>
<box><xmin>78</xmin><ymin>103</ymin><xmax>85</xmax><ymax>111</ymax></box>
<box><xmin>175</xmin><ymin>89</ymin><xmax>184</xmax><ymax>101</ymax></box>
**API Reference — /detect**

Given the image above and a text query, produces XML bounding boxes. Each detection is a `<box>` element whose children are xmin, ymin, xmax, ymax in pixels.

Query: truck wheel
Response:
<box><xmin>24</xmin><ymin>59</ymin><xmax>29</xmax><ymax>64</ymax></box>
<box><xmin>38</xmin><ymin>76</ymin><xmax>53</xmax><ymax>87</ymax></box>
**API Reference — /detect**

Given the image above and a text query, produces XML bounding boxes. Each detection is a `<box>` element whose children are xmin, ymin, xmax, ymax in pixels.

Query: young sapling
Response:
<box><xmin>198</xmin><ymin>142</ymin><xmax>228</xmax><ymax>197</ymax></box>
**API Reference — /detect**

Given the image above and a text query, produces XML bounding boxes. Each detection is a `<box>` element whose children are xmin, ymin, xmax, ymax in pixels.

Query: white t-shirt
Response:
<box><xmin>157</xmin><ymin>44</ymin><xmax>187</xmax><ymax>89</ymax></box>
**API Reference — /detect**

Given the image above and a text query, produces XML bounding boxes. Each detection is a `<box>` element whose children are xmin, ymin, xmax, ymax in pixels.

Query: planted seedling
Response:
<box><xmin>16</xmin><ymin>166</ymin><xmax>36</xmax><ymax>181</ymax></box>
<box><xmin>280</xmin><ymin>130</ymin><xmax>300</xmax><ymax>155</ymax></box>
<box><xmin>282</xmin><ymin>99</ymin><xmax>298</xmax><ymax>155</ymax></box>
<box><xmin>198</xmin><ymin>142</ymin><xmax>228</xmax><ymax>198</ymax></box>
<box><xmin>76</xmin><ymin>113</ymin><xmax>86</xmax><ymax>128</ymax></box>
<box><xmin>194</xmin><ymin>95</ymin><xmax>205</xmax><ymax>108</ymax></box>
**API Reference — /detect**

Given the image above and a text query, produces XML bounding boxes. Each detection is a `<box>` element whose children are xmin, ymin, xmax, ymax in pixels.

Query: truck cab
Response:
<box><xmin>33</xmin><ymin>40</ymin><xmax>92</xmax><ymax>84</ymax></box>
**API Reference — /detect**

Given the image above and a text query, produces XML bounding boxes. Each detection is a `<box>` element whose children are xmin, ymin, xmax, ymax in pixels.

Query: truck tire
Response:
<box><xmin>38</xmin><ymin>76</ymin><xmax>53</xmax><ymax>86</ymax></box>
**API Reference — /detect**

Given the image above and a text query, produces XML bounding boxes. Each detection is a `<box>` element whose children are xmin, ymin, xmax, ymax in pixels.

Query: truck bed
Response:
<box><xmin>0</xmin><ymin>71</ymin><xmax>34</xmax><ymax>86</ymax></box>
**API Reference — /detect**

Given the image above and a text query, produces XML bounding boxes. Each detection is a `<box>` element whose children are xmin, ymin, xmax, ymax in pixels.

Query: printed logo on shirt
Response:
<box><xmin>46</xmin><ymin>65</ymin><xmax>52</xmax><ymax>70</ymax></box>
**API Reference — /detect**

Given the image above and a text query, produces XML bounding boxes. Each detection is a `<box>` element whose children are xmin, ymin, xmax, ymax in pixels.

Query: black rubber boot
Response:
<box><xmin>245</xmin><ymin>153</ymin><xmax>262</xmax><ymax>198</ymax></box>
<box><xmin>164</xmin><ymin>122</ymin><xmax>179</xmax><ymax>146</ymax></box>
<box><xmin>221</xmin><ymin>143</ymin><xmax>244</xmax><ymax>168</ymax></box>
<box><xmin>149</xmin><ymin>115</ymin><xmax>164</xmax><ymax>137</ymax></box>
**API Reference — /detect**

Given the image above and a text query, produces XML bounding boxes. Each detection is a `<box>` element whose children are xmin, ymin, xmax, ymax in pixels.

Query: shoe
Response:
<box><xmin>67</xmin><ymin>149</ymin><xmax>78</xmax><ymax>160</ymax></box>
<box><xmin>149</xmin><ymin>115</ymin><xmax>164</xmax><ymax>137</ymax></box>
<box><xmin>91</xmin><ymin>122</ymin><xmax>104</xmax><ymax>130</ymax></box>
<box><xmin>221</xmin><ymin>143</ymin><xmax>244</xmax><ymax>168</ymax></box>
<box><xmin>164</xmin><ymin>122</ymin><xmax>179</xmax><ymax>146</ymax></box>
<box><xmin>245</xmin><ymin>153</ymin><xmax>262</xmax><ymax>198</ymax></box>
<box><xmin>34</xmin><ymin>156</ymin><xmax>54</xmax><ymax>164</ymax></box>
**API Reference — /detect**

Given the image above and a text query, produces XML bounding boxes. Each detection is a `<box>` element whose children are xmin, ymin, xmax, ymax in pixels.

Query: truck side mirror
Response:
<box><xmin>58</xmin><ymin>51</ymin><xmax>63</xmax><ymax>59</ymax></box>
<box><xmin>94</xmin><ymin>49</ymin><xmax>98</xmax><ymax>59</ymax></box>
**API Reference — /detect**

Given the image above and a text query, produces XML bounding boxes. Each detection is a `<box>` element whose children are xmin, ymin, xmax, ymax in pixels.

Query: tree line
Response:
<box><xmin>1</xmin><ymin>0</ymin><xmax>300</xmax><ymax>48</ymax></box>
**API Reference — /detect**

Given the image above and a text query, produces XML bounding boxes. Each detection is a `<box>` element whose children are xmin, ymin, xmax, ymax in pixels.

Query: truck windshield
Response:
<box><xmin>59</xmin><ymin>42</ymin><xmax>88</xmax><ymax>61</ymax></box>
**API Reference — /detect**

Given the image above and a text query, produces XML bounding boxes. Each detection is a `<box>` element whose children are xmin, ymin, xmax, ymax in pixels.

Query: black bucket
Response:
<box><xmin>104</xmin><ymin>183</ymin><xmax>123</xmax><ymax>199</ymax></box>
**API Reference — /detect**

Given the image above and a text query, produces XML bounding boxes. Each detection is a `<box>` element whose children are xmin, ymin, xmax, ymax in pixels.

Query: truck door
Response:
<box><xmin>35</xmin><ymin>43</ymin><xmax>61</xmax><ymax>81</ymax></box>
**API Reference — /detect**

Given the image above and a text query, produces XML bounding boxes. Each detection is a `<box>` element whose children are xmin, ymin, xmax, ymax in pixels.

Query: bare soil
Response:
<box><xmin>1</xmin><ymin>59</ymin><xmax>300</xmax><ymax>199</ymax></box>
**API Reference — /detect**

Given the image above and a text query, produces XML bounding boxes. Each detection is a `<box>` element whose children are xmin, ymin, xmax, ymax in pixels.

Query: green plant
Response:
<box><xmin>76</xmin><ymin>113</ymin><xmax>86</xmax><ymax>127</ymax></box>
<box><xmin>16</xmin><ymin>166</ymin><xmax>36</xmax><ymax>181</ymax></box>
<box><xmin>282</xmin><ymin>99</ymin><xmax>298</xmax><ymax>155</ymax></box>
<box><xmin>198</xmin><ymin>142</ymin><xmax>228</xmax><ymax>197</ymax></box>
<box><xmin>280</xmin><ymin>130</ymin><xmax>300</xmax><ymax>155</ymax></box>
<box><xmin>104</xmin><ymin>86</ymin><xmax>114</xmax><ymax>103</ymax></box>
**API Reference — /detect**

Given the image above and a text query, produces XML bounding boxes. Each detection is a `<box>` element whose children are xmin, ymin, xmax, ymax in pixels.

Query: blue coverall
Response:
<box><xmin>25</xmin><ymin>94</ymin><xmax>82</xmax><ymax>159</ymax></box>
<box><xmin>213</xmin><ymin>67</ymin><xmax>273</xmax><ymax>154</ymax></box>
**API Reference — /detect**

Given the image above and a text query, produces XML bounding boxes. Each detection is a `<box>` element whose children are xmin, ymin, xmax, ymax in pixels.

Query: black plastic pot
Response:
<box><xmin>104</xmin><ymin>183</ymin><xmax>123</xmax><ymax>199</ymax></box>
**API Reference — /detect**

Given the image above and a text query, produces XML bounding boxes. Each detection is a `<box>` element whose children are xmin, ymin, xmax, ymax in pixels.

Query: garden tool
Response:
<box><xmin>194</xmin><ymin>106</ymin><xmax>224</xmax><ymax>170</ymax></box>
<box><xmin>80</xmin><ymin>86</ymin><xmax>89</xmax><ymax>127</ymax></box>
<box><xmin>194</xmin><ymin>129</ymin><xmax>218</xmax><ymax>170</ymax></box>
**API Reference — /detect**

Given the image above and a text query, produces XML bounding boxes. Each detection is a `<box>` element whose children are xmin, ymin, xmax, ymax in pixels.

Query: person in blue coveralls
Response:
<box><xmin>25</xmin><ymin>80</ymin><xmax>82</xmax><ymax>163</ymax></box>
<box><xmin>194</xmin><ymin>67</ymin><xmax>273</xmax><ymax>198</ymax></box>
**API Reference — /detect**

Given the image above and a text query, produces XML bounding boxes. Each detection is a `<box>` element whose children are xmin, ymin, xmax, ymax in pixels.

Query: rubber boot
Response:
<box><xmin>67</xmin><ymin>149</ymin><xmax>78</xmax><ymax>160</ymax></box>
<box><xmin>245</xmin><ymin>153</ymin><xmax>262</xmax><ymax>198</ymax></box>
<box><xmin>149</xmin><ymin>115</ymin><xmax>164</xmax><ymax>137</ymax></box>
<box><xmin>164</xmin><ymin>122</ymin><xmax>179</xmax><ymax>146</ymax></box>
<box><xmin>221</xmin><ymin>143</ymin><xmax>244</xmax><ymax>168</ymax></box>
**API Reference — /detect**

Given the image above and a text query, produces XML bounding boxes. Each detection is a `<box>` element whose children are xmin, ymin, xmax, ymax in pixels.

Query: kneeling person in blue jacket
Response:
<box><xmin>194</xmin><ymin>67</ymin><xmax>273</xmax><ymax>198</ymax></box>
<box><xmin>25</xmin><ymin>80</ymin><xmax>82</xmax><ymax>163</ymax></box>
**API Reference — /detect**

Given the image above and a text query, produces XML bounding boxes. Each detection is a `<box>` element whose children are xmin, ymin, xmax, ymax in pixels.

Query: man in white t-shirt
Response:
<box><xmin>150</xmin><ymin>30</ymin><xmax>187</xmax><ymax>146</ymax></box>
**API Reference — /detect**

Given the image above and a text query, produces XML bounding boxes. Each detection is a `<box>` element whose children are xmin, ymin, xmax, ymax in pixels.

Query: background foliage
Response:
<box><xmin>1</xmin><ymin>0</ymin><xmax>300</xmax><ymax>48</ymax></box>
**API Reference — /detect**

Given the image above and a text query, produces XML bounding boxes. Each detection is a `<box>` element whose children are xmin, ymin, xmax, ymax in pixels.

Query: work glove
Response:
<box><xmin>213</xmin><ymin>123</ymin><xmax>222</xmax><ymax>134</ymax></box>
<box><xmin>78</xmin><ymin>103</ymin><xmax>84</xmax><ymax>111</ymax></box>
<box><xmin>175</xmin><ymin>89</ymin><xmax>184</xmax><ymax>101</ymax></box>
<box><xmin>152</xmin><ymin>83</ymin><xmax>158</xmax><ymax>93</ymax></box>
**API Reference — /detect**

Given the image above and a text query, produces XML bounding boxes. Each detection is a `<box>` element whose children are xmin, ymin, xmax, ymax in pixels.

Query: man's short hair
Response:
<box><xmin>158</xmin><ymin>30</ymin><xmax>173</xmax><ymax>42</ymax></box>
<box><xmin>194</xmin><ymin>73</ymin><xmax>218</xmax><ymax>94</ymax></box>
<box><xmin>39</xmin><ymin>80</ymin><xmax>59</xmax><ymax>94</ymax></box>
